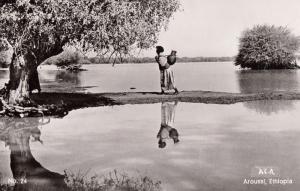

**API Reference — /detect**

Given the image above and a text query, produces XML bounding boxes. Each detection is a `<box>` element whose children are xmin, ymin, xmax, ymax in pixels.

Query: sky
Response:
<box><xmin>142</xmin><ymin>0</ymin><xmax>300</xmax><ymax>57</ymax></box>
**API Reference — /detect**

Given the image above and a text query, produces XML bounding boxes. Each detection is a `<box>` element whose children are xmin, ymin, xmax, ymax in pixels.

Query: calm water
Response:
<box><xmin>1</xmin><ymin>63</ymin><xmax>300</xmax><ymax>190</ymax></box>
<box><xmin>1</xmin><ymin>101</ymin><xmax>300</xmax><ymax>191</ymax></box>
<box><xmin>1</xmin><ymin>62</ymin><xmax>300</xmax><ymax>93</ymax></box>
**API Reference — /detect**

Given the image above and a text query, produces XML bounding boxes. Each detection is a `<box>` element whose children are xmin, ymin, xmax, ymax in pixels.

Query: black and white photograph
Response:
<box><xmin>0</xmin><ymin>0</ymin><xmax>300</xmax><ymax>190</ymax></box>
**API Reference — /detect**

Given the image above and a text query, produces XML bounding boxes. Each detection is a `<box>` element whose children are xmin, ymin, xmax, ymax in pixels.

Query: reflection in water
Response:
<box><xmin>157</xmin><ymin>101</ymin><xmax>179</xmax><ymax>148</ymax></box>
<box><xmin>0</xmin><ymin>118</ymin><xmax>68</xmax><ymax>190</ymax></box>
<box><xmin>237</xmin><ymin>70</ymin><xmax>298</xmax><ymax>114</ymax></box>
<box><xmin>38</xmin><ymin>70</ymin><xmax>84</xmax><ymax>93</ymax></box>
<box><xmin>243</xmin><ymin>100</ymin><xmax>295</xmax><ymax>115</ymax></box>
<box><xmin>55</xmin><ymin>71</ymin><xmax>81</xmax><ymax>85</ymax></box>
<box><xmin>236</xmin><ymin>70</ymin><xmax>299</xmax><ymax>93</ymax></box>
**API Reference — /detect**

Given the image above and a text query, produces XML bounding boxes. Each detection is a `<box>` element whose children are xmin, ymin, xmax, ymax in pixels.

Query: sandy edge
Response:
<box><xmin>30</xmin><ymin>90</ymin><xmax>300</xmax><ymax>111</ymax></box>
<box><xmin>99</xmin><ymin>91</ymin><xmax>300</xmax><ymax>104</ymax></box>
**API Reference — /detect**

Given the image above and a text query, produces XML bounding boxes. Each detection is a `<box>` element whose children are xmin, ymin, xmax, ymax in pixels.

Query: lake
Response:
<box><xmin>1</xmin><ymin>101</ymin><xmax>300</xmax><ymax>191</ymax></box>
<box><xmin>0</xmin><ymin>62</ymin><xmax>300</xmax><ymax>191</ymax></box>
<box><xmin>1</xmin><ymin>62</ymin><xmax>300</xmax><ymax>93</ymax></box>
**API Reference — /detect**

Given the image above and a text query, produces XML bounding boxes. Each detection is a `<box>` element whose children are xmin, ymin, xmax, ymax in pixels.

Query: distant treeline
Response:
<box><xmin>42</xmin><ymin>50</ymin><xmax>235</xmax><ymax>67</ymax></box>
<box><xmin>88</xmin><ymin>56</ymin><xmax>234</xmax><ymax>64</ymax></box>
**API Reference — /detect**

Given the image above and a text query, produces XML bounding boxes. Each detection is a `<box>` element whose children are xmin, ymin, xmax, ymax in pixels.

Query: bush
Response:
<box><xmin>235</xmin><ymin>25</ymin><xmax>300</xmax><ymax>69</ymax></box>
<box><xmin>43</xmin><ymin>50</ymin><xmax>91</xmax><ymax>71</ymax></box>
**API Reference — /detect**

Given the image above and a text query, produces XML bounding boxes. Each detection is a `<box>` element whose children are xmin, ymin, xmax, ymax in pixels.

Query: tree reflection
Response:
<box><xmin>237</xmin><ymin>70</ymin><xmax>299</xmax><ymax>93</ymax></box>
<box><xmin>37</xmin><ymin>70</ymin><xmax>83</xmax><ymax>93</ymax></box>
<box><xmin>157</xmin><ymin>101</ymin><xmax>179</xmax><ymax>148</ymax></box>
<box><xmin>55</xmin><ymin>71</ymin><xmax>81</xmax><ymax>85</ymax></box>
<box><xmin>0</xmin><ymin>118</ymin><xmax>68</xmax><ymax>191</ymax></box>
<box><xmin>243</xmin><ymin>100</ymin><xmax>295</xmax><ymax>115</ymax></box>
<box><xmin>236</xmin><ymin>70</ymin><xmax>298</xmax><ymax>114</ymax></box>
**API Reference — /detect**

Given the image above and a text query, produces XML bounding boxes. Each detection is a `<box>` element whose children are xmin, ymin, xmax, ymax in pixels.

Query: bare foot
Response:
<box><xmin>174</xmin><ymin>88</ymin><xmax>179</xmax><ymax>95</ymax></box>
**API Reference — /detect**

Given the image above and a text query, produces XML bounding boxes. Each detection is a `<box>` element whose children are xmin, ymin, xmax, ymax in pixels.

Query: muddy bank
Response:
<box><xmin>30</xmin><ymin>93</ymin><xmax>116</xmax><ymax>117</ymax></box>
<box><xmin>28</xmin><ymin>91</ymin><xmax>300</xmax><ymax>116</ymax></box>
<box><xmin>98</xmin><ymin>91</ymin><xmax>300</xmax><ymax>104</ymax></box>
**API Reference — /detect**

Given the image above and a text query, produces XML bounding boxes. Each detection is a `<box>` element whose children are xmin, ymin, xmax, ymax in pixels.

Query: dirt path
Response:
<box><xmin>31</xmin><ymin>90</ymin><xmax>300</xmax><ymax>109</ymax></box>
<box><xmin>99</xmin><ymin>91</ymin><xmax>300</xmax><ymax>104</ymax></box>
<box><xmin>23</xmin><ymin>90</ymin><xmax>300</xmax><ymax>116</ymax></box>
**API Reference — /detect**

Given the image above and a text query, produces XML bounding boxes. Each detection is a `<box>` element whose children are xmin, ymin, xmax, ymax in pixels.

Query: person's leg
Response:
<box><xmin>169</xmin><ymin>70</ymin><xmax>179</xmax><ymax>94</ymax></box>
<box><xmin>174</xmin><ymin>88</ymin><xmax>179</xmax><ymax>94</ymax></box>
<box><xmin>160</xmin><ymin>70</ymin><xmax>165</xmax><ymax>94</ymax></box>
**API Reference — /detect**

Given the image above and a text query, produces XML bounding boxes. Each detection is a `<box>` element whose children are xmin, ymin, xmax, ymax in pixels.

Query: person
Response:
<box><xmin>157</xmin><ymin>101</ymin><xmax>179</xmax><ymax>148</ymax></box>
<box><xmin>155</xmin><ymin>46</ymin><xmax>179</xmax><ymax>94</ymax></box>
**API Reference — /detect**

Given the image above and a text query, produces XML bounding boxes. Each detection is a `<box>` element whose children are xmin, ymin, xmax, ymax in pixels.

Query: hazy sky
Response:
<box><xmin>142</xmin><ymin>0</ymin><xmax>300</xmax><ymax>57</ymax></box>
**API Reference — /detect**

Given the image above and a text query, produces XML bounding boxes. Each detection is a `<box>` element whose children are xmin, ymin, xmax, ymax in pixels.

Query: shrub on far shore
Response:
<box><xmin>43</xmin><ymin>50</ymin><xmax>91</xmax><ymax>70</ymax></box>
<box><xmin>235</xmin><ymin>25</ymin><xmax>300</xmax><ymax>70</ymax></box>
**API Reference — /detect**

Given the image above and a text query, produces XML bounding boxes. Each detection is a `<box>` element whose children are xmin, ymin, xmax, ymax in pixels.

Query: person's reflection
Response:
<box><xmin>0</xmin><ymin>118</ymin><xmax>68</xmax><ymax>191</ymax></box>
<box><xmin>157</xmin><ymin>101</ymin><xmax>179</xmax><ymax>148</ymax></box>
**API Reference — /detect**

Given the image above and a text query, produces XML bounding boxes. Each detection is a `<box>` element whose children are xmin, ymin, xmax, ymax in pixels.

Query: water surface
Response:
<box><xmin>1</xmin><ymin>62</ymin><xmax>300</xmax><ymax>190</ymax></box>
<box><xmin>1</xmin><ymin>101</ymin><xmax>300</xmax><ymax>191</ymax></box>
<box><xmin>1</xmin><ymin>62</ymin><xmax>300</xmax><ymax>93</ymax></box>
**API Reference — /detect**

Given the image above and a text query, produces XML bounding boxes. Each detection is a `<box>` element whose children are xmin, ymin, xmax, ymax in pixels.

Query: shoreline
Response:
<box><xmin>29</xmin><ymin>90</ymin><xmax>300</xmax><ymax>116</ymax></box>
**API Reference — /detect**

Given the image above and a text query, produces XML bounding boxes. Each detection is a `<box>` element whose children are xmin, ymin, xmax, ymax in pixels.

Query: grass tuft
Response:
<box><xmin>64</xmin><ymin>169</ymin><xmax>162</xmax><ymax>191</ymax></box>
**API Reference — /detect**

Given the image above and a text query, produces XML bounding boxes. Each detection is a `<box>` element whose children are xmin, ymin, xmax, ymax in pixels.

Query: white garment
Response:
<box><xmin>161</xmin><ymin>102</ymin><xmax>177</xmax><ymax>127</ymax></box>
<box><xmin>160</xmin><ymin>68</ymin><xmax>176</xmax><ymax>91</ymax></box>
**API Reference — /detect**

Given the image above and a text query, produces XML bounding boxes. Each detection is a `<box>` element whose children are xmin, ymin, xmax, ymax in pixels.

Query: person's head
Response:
<box><xmin>156</xmin><ymin>46</ymin><xmax>164</xmax><ymax>55</ymax></box>
<box><xmin>169</xmin><ymin>128</ymin><xmax>179</xmax><ymax>144</ymax></box>
<box><xmin>158</xmin><ymin>139</ymin><xmax>167</xmax><ymax>148</ymax></box>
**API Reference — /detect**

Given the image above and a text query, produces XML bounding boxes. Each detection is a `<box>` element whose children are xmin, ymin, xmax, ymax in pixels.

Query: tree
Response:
<box><xmin>0</xmin><ymin>0</ymin><xmax>180</xmax><ymax>105</ymax></box>
<box><xmin>235</xmin><ymin>25</ymin><xmax>300</xmax><ymax>70</ymax></box>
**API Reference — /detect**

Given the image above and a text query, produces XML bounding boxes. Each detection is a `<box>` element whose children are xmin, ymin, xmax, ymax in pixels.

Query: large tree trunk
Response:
<box><xmin>6</xmin><ymin>53</ymin><xmax>40</xmax><ymax>106</ymax></box>
<box><xmin>1</xmin><ymin>37</ymin><xmax>65</xmax><ymax>107</ymax></box>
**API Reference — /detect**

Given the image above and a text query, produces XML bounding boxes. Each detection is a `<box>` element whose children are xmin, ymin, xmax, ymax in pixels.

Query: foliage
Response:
<box><xmin>44</xmin><ymin>51</ymin><xmax>79</xmax><ymax>67</ymax></box>
<box><xmin>235</xmin><ymin>25</ymin><xmax>300</xmax><ymax>69</ymax></box>
<box><xmin>0</xmin><ymin>0</ymin><xmax>181</xmax><ymax>64</ymax></box>
<box><xmin>43</xmin><ymin>50</ymin><xmax>91</xmax><ymax>71</ymax></box>
<box><xmin>64</xmin><ymin>170</ymin><xmax>162</xmax><ymax>191</ymax></box>
<box><xmin>80</xmin><ymin>56</ymin><xmax>234</xmax><ymax>64</ymax></box>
